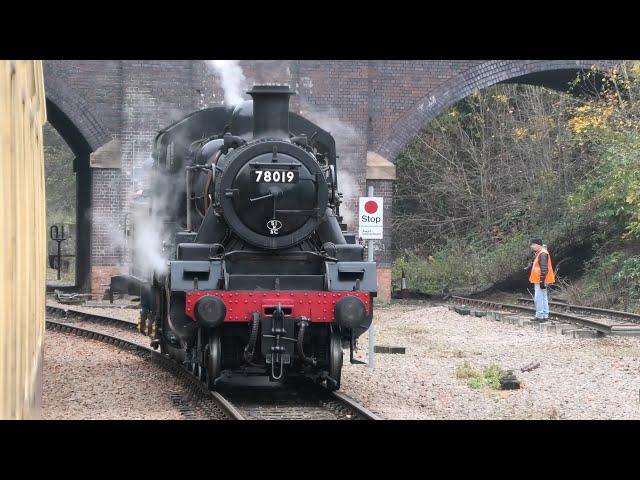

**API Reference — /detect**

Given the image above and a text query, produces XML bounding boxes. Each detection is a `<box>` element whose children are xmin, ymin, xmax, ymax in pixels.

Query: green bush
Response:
<box><xmin>455</xmin><ymin>361</ymin><xmax>505</xmax><ymax>390</ymax></box>
<box><xmin>560</xmin><ymin>249</ymin><xmax>640</xmax><ymax>312</ymax></box>
<box><xmin>393</xmin><ymin>232</ymin><xmax>534</xmax><ymax>294</ymax></box>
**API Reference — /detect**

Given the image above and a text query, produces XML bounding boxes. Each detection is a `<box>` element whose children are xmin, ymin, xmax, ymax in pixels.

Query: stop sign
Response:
<box><xmin>364</xmin><ymin>200</ymin><xmax>378</xmax><ymax>214</ymax></box>
<box><xmin>358</xmin><ymin>197</ymin><xmax>383</xmax><ymax>240</ymax></box>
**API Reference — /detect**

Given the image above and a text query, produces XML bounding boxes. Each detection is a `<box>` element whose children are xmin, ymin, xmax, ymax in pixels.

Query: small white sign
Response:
<box><xmin>358</xmin><ymin>196</ymin><xmax>383</xmax><ymax>240</ymax></box>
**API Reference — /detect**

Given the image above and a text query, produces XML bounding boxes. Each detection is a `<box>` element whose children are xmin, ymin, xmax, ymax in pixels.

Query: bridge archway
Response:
<box><xmin>44</xmin><ymin>78</ymin><xmax>113</xmax><ymax>292</ymax></box>
<box><xmin>375</xmin><ymin>60</ymin><xmax>616</xmax><ymax>163</ymax></box>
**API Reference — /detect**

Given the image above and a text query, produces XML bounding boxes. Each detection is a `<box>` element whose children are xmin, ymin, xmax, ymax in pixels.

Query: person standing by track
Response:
<box><xmin>528</xmin><ymin>238</ymin><xmax>555</xmax><ymax>322</ymax></box>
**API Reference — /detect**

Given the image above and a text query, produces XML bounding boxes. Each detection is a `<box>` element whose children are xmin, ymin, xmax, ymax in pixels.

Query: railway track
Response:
<box><xmin>46</xmin><ymin>303</ymin><xmax>138</xmax><ymax>332</ymax></box>
<box><xmin>45</xmin><ymin>316</ymin><xmax>242</xmax><ymax>420</ymax></box>
<box><xmin>46</xmin><ymin>305</ymin><xmax>379</xmax><ymax>420</ymax></box>
<box><xmin>516</xmin><ymin>297</ymin><xmax>640</xmax><ymax>324</ymax></box>
<box><xmin>220</xmin><ymin>385</ymin><xmax>380</xmax><ymax>420</ymax></box>
<box><xmin>447</xmin><ymin>296</ymin><xmax>640</xmax><ymax>336</ymax></box>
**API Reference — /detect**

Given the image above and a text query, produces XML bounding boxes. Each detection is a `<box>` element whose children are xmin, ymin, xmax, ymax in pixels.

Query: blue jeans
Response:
<box><xmin>534</xmin><ymin>283</ymin><xmax>549</xmax><ymax>319</ymax></box>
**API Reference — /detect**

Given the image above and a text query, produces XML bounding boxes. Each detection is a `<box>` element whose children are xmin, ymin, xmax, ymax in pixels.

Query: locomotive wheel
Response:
<box><xmin>138</xmin><ymin>311</ymin><xmax>147</xmax><ymax>335</ymax></box>
<box><xmin>196</xmin><ymin>363</ymin><xmax>205</xmax><ymax>381</ymax></box>
<box><xmin>187</xmin><ymin>355</ymin><xmax>195</xmax><ymax>373</ymax></box>
<box><xmin>159</xmin><ymin>338</ymin><xmax>168</xmax><ymax>356</ymax></box>
<box><xmin>196</xmin><ymin>328</ymin><xmax>207</xmax><ymax>381</ymax></box>
<box><xmin>206</xmin><ymin>331</ymin><xmax>222</xmax><ymax>390</ymax></box>
<box><xmin>328</xmin><ymin>331</ymin><xmax>343</xmax><ymax>391</ymax></box>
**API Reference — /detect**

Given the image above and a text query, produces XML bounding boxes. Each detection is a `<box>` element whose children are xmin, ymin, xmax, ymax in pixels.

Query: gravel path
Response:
<box><xmin>341</xmin><ymin>303</ymin><xmax>640</xmax><ymax>419</ymax></box>
<box><xmin>42</xmin><ymin>329</ymin><xmax>208</xmax><ymax>419</ymax></box>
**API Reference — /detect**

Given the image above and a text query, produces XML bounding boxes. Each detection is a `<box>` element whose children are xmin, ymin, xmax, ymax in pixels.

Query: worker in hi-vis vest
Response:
<box><xmin>528</xmin><ymin>237</ymin><xmax>555</xmax><ymax>321</ymax></box>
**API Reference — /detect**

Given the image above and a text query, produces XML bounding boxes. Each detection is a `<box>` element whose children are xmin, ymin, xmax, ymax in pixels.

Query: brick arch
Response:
<box><xmin>43</xmin><ymin>75</ymin><xmax>115</xmax><ymax>292</ymax></box>
<box><xmin>375</xmin><ymin>60</ymin><xmax>618</xmax><ymax>163</ymax></box>
<box><xmin>43</xmin><ymin>74</ymin><xmax>113</xmax><ymax>153</ymax></box>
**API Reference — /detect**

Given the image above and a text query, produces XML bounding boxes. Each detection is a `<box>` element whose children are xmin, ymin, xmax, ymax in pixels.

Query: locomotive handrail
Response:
<box><xmin>220</xmin><ymin>249</ymin><xmax>338</xmax><ymax>263</ymax></box>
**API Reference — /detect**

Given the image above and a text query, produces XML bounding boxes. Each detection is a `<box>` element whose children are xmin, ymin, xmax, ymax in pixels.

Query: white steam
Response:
<box><xmin>299</xmin><ymin>108</ymin><xmax>358</xmax><ymax>140</ymax></box>
<box><xmin>131</xmin><ymin>202</ymin><xmax>168</xmax><ymax>276</ymax></box>
<box><xmin>128</xmin><ymin>162</ymin><xmax>180</xmax><ymax>277</ymax></box>
<box><xmin>207</xmin><ymin>60</ymin><xmax>247</xmax><ymax>106</ymax></box>
<box><xmin>299</xmin><ymin>107</ymin><xmax>363</xmax><ymax>230</ymax></box>
<box><xmin>91</xmin><ymin>208</ymin><xmax>127</xmax><ymax>265</ymax></box>
<box><xmin>334</xmin><ymin>171</ymin><xmax>359</xmax><ymax>227</ymax></box>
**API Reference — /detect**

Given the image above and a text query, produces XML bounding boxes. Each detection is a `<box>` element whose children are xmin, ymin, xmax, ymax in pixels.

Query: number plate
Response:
<box><xmin>253</xmin><ymin>169</ymin><xmax>298</xmax><ymax>183</ymax></box>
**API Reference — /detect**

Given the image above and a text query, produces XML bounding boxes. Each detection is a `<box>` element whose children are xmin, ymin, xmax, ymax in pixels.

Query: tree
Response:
<box><xmin>43</xmin><ymin>122</ymin><xmax>76</xmax><ymax>225</ymax></box>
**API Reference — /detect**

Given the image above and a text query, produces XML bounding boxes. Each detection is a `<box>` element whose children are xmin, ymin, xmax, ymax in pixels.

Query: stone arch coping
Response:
<box><xmin>376</xmin><ymin>60</ymin><xmax>618</xmax><ymax>163</ymax></box>
<box><xmin>366</xmin><ymin>151</ymin><xmax>396</xmax><ymax>181</ymax></box>
<box><xmin>44</xmin><ymin>73</ymin><xmax>113</xmax><ymax>153</ymax></box>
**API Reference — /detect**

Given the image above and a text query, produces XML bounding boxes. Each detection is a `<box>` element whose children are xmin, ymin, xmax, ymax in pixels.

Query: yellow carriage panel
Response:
<box><xmin>0</xmin><ymin>60</ymin><xmax>47</xmax><ymax>420</ymax></box>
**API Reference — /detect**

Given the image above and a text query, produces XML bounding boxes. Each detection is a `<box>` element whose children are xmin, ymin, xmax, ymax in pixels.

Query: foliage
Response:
<box><xmin>560</xmin><ymin>249</ymin><xmax>640</xmax><ymax>312</ymax></box>
<box><xmin>393</xmin><ymin>83</ymin><xmax>589</xmax><ymax>254</ymax></box>
<box><xmin>392</xmin><ymin>62</ymin><xmax>640</xmax><ymax>309</ymax></box>
<box><xmin>565</xmin><ymin>64</ymin><xmax>640</xmax><ymax>239</ymax></box>
<box><xmin>43</xmin><ymin>122</ymin><xmax>76</xmax><ymax>284</ymax></box>
<box><xmin>394</xmin><ymin>233</ymin><xmax>529</xmax><ymax>294</ymax></box>
<box><xmin>43</xmin><ymin>122</ymin><xmax>76</xmax><ymax>225</ymax></box>
<box><xmin>455</xmin><ymin>361</ymin><xmax>504</xmax><ymax>390</ymax></box>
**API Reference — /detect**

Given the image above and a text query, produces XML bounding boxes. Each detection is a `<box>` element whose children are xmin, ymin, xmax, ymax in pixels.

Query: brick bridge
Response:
<box><xmin>43</xmin><ymin>60</ymin><xmax>615</xmax><ymax>299</ymax></box>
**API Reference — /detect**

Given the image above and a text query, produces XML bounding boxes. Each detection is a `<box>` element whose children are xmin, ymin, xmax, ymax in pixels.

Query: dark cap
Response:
<box><xmin>530</xmin><ymin>237</ymin><xmax>543</xmax><ymax>246</ymax></box>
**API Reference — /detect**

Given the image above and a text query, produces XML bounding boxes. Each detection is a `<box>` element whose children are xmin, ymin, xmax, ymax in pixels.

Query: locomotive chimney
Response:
<box><xmin>247</xmin><ymin>85</ymin><xmax>294</xmax><ymax>139</ymax></box>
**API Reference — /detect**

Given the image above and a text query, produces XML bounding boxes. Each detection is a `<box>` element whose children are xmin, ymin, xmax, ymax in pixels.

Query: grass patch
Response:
<box><xmin>455</xmin><ymin>361</ymin><xmax>504</xmax><ymax>390</ymax></box>
<box><xmin>441</xmin><ymin>349</ymin><xmax>467</xmax><ymax>359</ymax></box>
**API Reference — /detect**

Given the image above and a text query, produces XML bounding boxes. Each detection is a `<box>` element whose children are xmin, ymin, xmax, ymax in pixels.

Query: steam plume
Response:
<box><xmin>300</xmin><ymin>107</ymin><xmax>362</xmax><ymax>230</ymax></box>
<box><xmin>207</xmin><ymin>60</ymin><xmax>247</xmax><ymax>106</ymax></box>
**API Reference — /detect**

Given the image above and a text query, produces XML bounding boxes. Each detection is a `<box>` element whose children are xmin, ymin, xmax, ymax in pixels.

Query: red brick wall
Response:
<box><xmin>376</xmin><ymin>267</ymin><xmax>392</xmax><ymax>303</ymax></box>
<box><xmin>91</xmin><ymin>265</ymin><xmax>126</xmax><ymax>297</ymax></box>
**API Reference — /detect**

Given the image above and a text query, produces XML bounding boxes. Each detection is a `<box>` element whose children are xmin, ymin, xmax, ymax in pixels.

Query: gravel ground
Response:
<box><xmin>42</xmin><ymin>329</ymin><xmax>203</xmax><ymax>420</ymax></box>
<box><xmin>341</xmin><ymin>303</ymin><xmax>640</xmax><ymax>419</ymax></box>
<box><xmin>45</xmin><ymin>299</ymin><xmax>640</xmax><ymax>419</ymax></box>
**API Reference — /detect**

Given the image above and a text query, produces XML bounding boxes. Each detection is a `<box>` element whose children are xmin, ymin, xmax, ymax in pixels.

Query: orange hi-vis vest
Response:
<box><xmin>529</xmin><ymin>248</ymin><xmax>555</xmax><ymax>284</ymax></box>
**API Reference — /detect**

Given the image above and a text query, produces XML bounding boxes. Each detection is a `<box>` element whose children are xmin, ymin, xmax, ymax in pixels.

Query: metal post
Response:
<box><xmin>50</xmin><ymin>224</ymin><xmax>67</xmax><ymax>281</ymax></box>
<box><xmin>56</xmin><ymin>235</ymin><xmax>62</xmax><ymax>280</ymax></box>
<box><xmin>186</xmin><ymin>167</ymin><xmax>192</xmax><ymax>232</ymax></box>
<box><xmin>367</xmin><ymin>185</ymin><xmax>375</xmax><ymax>370</ymax></box>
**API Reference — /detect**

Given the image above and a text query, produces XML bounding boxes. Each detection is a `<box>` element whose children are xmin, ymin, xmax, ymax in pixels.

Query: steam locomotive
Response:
<box><xmin>112</xmin><ymin>85</ymin><xmax>376</xmax><ymax>390</ymax></box>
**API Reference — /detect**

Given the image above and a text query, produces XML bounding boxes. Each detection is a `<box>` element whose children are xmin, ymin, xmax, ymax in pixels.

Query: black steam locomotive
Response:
<box><xmin>112</xmin><ymin>85</ymin><xmax>376</xmax><ymax>390</ymax></box>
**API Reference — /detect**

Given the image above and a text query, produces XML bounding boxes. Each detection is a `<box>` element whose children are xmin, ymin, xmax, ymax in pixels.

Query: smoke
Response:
<box><xmin>121</xmin><ymin>153</ymin><xmax>167</xmax><ymax>278</ymax></box>
<box><xmin>128</xmin><ymin>163</ymin><xmax>182</xmax><ymax>277</ymax></box>
<box><xmin>299</xmin><ymin>108</ymin><xmax>358</xmax><ymax>140</ymax></box>
<box><xmin>111</xmin><ymin>136</ymin><xmax>166</xmax><ymax>276</ymax></box>
<box><xmin>126</xmin><ymin>125</ymin><xmax>200</xmax><ymax>277</ymax></box>
<box><xmin>207</xmin><ymin>60</ymin><xmax>247</xmax><ymax>106</ymax></box>
<box><xmin>121</xmin><ymin>110</ymin><xmax>199</xmax><ymax>278</ymax></box>
<box><xmin>131</xmin><ymin>198</ymin><xmax>169</xmax><ymax>276</ymax></box>
<box><xmin>299</xmin><ymin>107</ymin><xmax>363</xmax><ymax>230</ymax></box>
<box><xmin>90</xmin><ymin>207</ymin><xmax>127</xmax><ymax>266</ymax></box>
<box><xmin>334</xmin><ymin>171</ymin><xmax>359</xmax><ymax>227</ymax></box>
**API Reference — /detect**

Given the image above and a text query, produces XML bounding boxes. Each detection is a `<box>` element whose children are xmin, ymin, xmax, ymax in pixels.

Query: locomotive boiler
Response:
<box><xmin>113</xmin><ymin>85</ymin><xmax>376</xmax><ymax>390</ymax></box>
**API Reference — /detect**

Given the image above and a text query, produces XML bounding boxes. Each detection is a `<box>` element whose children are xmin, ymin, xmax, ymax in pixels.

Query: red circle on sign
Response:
<box><xmin>364</xmin><ymin>200</ymin><xmax>378</xmax><ymax>214</ymax></box>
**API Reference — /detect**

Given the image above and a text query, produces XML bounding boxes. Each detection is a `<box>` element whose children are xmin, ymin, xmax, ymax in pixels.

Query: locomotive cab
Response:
<box><xmin>122</xmin><ymin>84</ymin><xmax>377</xmax><ymax>390</ymax></box>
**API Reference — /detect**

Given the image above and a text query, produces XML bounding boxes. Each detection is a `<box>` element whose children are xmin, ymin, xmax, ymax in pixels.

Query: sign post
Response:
<box><xmin>360</xmin><ymin>187</ymin><xmax>383</xmax><ymax>370</ymax></box>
